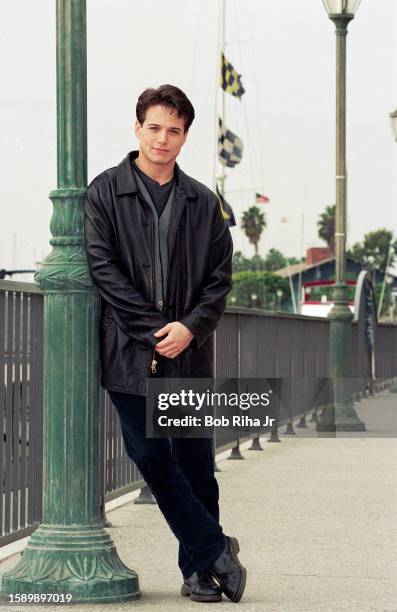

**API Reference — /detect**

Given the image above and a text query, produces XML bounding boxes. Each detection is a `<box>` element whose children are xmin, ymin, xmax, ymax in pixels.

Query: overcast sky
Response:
<box><xmin>1</xmin><ymin>0</ymin><xmax>396</xmax><ymax>272</ymax></box>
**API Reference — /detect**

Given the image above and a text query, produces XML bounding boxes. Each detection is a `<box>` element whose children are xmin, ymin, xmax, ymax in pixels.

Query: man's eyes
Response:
<box><xmin>148</xmin><ymin>127</ymin><xmax>180</xmax><ymax>134</ymax></box>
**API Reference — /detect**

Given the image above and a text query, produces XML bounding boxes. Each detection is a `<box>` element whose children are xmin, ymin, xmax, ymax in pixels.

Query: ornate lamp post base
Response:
<box><xmin>1</xmin><ymin>526</ymin><xmax>140</xmax><ymax>603</ymax></box>
<box><xmin>316</xmin><ymin>401</ymin><xmax>366</xmax><ymax>431</ymax></box>
<box><xmin>317</xmin><ymin>292</ymin><xmax>366</xmax><ymax>432</ymax></box>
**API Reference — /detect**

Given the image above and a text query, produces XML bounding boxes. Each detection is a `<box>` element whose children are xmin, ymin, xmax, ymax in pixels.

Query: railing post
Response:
<box><xmin>283</xmin><ymin>381</ymin><xmax>296</xmax><ymax>435</ymax></box>
<box><xmin>1</xmin><ymin>1</ymin><xmax>139</xmax><ymax>602</ymax></box>
<box><xmin>134</xmin><ymin>484</ymin><xmax>157</xmax><ymax>505</ymax></box>
<box><xmin>229</xmin><ymin>315</ymin><xmax>244</xmax><ymax>459</ymax></box>
<box><xmin>228</xmin><ymin>439</ymin><xmax>244</xmax><ymax>459</ymax></box>
<box><xmin>248</xmin><ymin>432</ymin><xmax>264</xmax><ymax>451</ymax></box>
<box><xmin>268</xmin><ymin>379</ymin><xmax>281</xmax><ymax>443</ymax></box>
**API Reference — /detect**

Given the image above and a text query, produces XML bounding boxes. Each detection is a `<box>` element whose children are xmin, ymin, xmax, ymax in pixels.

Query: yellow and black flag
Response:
<box><xmin>216</xmin><ymin>185</ymin><xmax>236</xmax><ymax>227</ymax></box>
<box><xmin>220</xmin><ymin>52</ymin><xmax>245</xmax><ymax>100</ymax></box>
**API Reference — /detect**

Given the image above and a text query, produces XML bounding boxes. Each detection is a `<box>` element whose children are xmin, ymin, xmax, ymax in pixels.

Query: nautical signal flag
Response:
<box><xmin>216</xmin><ymin>185</ymin><xmax>236</xmax><ymax>227</ymax></box>
<box><xmin>220</xmin><ymin>53</ymin><xmax>245</xmax><ymax>100</ymax></box>
<box><xmin>218</xmin><ymin>118</ymin><xmax>243</xmax><ymax>168</ymax></box>
<box><xmin>256</xmin><ymin>193</ymin><xmax>270</xmax><ymax>204</ymax></box>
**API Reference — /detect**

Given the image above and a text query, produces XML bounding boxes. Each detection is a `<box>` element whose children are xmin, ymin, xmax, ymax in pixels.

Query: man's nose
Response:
<box><xmin>157</xmin><ymin>130</ymin><xmax>168</xmax><ymax>144</ymax></box>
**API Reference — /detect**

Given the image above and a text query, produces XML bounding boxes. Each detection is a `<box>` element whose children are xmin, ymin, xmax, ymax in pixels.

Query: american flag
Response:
<box><xmin>256</xmin><ymin>192</ymin><xmax>270</xmax><ymax>204</ymax></box>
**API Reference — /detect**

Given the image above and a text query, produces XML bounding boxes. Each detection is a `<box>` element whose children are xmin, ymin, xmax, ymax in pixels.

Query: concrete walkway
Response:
<box><xmin>1</xmin><ymin>392</ymin><xmax>396</xmax><ymax>611</ymax></box>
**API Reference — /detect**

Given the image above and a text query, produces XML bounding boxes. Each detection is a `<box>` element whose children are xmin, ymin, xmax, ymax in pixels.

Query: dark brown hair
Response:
<box><xmin>136</xmin><ymin>84</ymin><xmax>195</xmax><ymax>132</ymax></box>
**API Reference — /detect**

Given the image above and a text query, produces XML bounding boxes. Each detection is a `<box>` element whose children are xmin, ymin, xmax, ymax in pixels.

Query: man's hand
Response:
<box><xmin>154</xmin><ymin>322</ymin><xmax>193</xmax><ymax>359</ymax></box>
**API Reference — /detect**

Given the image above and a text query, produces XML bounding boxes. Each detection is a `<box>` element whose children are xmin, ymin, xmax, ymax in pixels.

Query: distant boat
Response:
<box><xmin>301</xmin><ymin>279</ymin><xmax>356</xmax><ymax>317</ymax></box>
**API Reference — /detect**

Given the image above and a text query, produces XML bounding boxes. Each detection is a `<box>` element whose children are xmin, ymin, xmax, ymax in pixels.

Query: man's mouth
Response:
<box><xmin>153</xmin><ymin>148</ymin><xmax>170</xmax><ymax>153</ymax></box>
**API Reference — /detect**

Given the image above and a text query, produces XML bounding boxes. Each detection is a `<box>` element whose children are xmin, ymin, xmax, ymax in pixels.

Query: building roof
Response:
<box><xmin>274</xmin><ymin>257</ymin><xmax>336</xmax><ymax>278</ymax></box>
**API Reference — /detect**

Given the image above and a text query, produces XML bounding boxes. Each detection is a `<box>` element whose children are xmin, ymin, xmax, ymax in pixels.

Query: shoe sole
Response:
<box><xmin>181</xmin><ymin>584</ymin><xmax>222</xmax><ymax>602</ymax></box>
<box><xmin>226</xmin><ymin>537</ymin><xmax>247</xmax><ymax>603</ymax></box>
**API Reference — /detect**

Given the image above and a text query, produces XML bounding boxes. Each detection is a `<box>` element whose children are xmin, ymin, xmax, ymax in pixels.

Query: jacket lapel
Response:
<box><xmin>116</xmin><ymin>152</ymin><xmax>139</xmax><ymax>195</ymax></box>
<box><xmin>116</xmin><ymin>151</ymin><xmax>199</xmax><ymax>257</ymax></box>
<box><xmin>167</xmin><ymin>167</ymin><xmax>198</xmax><ymax>258</ymax></box>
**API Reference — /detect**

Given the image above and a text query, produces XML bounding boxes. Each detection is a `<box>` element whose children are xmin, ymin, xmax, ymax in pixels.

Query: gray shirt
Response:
<box><xmin>132</xmin><ymin>160</ymin><xmax>174</xmax><ymax>217</ymax></box>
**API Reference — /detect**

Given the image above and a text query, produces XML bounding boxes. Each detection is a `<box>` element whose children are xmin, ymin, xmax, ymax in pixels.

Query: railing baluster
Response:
<box><xmin>11</xmin><ymin>292</ymin><xmax>22</xmax><ymax>532</ymax></box>
<box><xmin>19</xmin><ymin>294</ymin><xmax>28</xmax><ymax>530</ymax></box>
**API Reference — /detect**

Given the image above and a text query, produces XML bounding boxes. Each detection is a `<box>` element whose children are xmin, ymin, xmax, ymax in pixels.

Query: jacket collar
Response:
<box><xmin>116</xmin><ymin>150</ymin><xmax>199</xmax><ymax>199</ymax></box>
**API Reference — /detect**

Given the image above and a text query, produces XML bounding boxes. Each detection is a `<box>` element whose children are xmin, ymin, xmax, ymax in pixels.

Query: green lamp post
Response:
<box><xmin>389</xmin><ymin>109</ymin><xmax>397</xmax><ymax>392</ymax></box>
<box><xmin>1</xmin><ymin>1</ymin><xmax>140</xmax><ymax>602</ymax></box>
<box><xmin>317</xmin><ymin>0</ymin><xmax>365</xmax><ymax>431</ymax></box>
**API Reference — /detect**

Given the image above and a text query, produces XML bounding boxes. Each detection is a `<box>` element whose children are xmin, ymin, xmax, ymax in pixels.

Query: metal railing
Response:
<box><xmin>1</xmin><ymin>278</ymin><xmax>396</xmax><ymax>546</ymax></box>
<box><xmin>0</xmin><ymin>282</ymin><xmax>43</xmax><ymax>545</ymax></box>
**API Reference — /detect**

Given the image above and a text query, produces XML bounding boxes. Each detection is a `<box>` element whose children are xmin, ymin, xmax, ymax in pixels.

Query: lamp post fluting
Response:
<box><xmin>317</xmin><ymin>0</ymin><xmax>365</xmax><ymax>431</ymax></box>
<box><xmin>1</xmin><ymin>0</ymin><xmax>140</xmax><ymax>602</ymax></box>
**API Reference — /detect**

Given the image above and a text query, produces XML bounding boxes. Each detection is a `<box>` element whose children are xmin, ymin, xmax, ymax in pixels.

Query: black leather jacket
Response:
<box><xmin>84</xmin><ymin>151</ymin><xmax>233</xmax><ymax>395</ymax></box>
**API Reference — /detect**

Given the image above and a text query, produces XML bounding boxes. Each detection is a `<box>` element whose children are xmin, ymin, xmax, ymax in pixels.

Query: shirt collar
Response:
<box><xmin>132</xmin><ymin>158</ymin><xmax>174</xmax><ymax>189</ymax></box>
<box><xmin>116</xmin><ymin>150</ymin><xmax>199</xmax><ymax>199</ymax></box>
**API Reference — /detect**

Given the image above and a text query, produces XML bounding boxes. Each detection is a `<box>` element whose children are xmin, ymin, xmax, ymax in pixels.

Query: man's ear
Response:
<box><xmin>182</xmin><ymin>129</ymin><xmax>189</xmax><ymax>145</ymax></box>
<box><xmin>134</xmin><ymin>119</ymin><xmax>142</xmax><ymax>138</ymax></box>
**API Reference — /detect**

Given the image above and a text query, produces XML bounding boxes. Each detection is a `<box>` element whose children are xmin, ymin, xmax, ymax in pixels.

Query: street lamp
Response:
<box><xmin>388</xmin><ymin>111</ymin><xmax>397</xmax><ymax>390</ymax></box>
<box><xmin>377</xmin><ymin>241</ymin><xmax>395</xmax><ymax>319</ymax></box>
<box><xmin>367</xmin><ymin>254</ymin><xmax>376</xmax><ymax>286</ymax></box>
<box><xmin>318</xmin><ymin>0</ymin><xmax>365</xmax><ymax>431</ymax></box>
<box><xmin>276</xmin><ymin>288</ymin><xmax>283</xmax><ymax>311</ymax></box>
<box><xmin>251</xmin><ymin>292</ymin><xmax>258</xmax><ymax>308</ymax></box>
<box><xmin>322</xmin><ymin>0</ymin><xmax>361</xmax><ymax>14</ymax></box>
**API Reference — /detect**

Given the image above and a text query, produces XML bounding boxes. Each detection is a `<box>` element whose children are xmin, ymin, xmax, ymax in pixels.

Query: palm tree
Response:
<box><xmin>317</xmin><ymin>204</ymin><xmax>335</xmax><ymax>253</ymax></box>
<box><xmin>241</xmin><ymin>206</ymin><xmax>266</xmax><ymax>257</ymax></box>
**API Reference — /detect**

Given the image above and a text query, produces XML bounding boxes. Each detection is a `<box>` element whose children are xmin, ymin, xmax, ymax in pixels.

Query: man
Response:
<box><xmin>84</xmin><ymin>84</ymin><xmax>246</xmax><ymax>603</ymax></box>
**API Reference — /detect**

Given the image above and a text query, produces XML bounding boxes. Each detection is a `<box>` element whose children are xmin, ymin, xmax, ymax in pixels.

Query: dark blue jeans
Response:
<box><xmin>108</xmin><ymin>390</ymin><xmax>226</xmax><ymax>579</ymax></box>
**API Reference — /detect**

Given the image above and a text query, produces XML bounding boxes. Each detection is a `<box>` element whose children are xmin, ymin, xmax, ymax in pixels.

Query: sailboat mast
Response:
<box><xmin>212</xmin><ymin>0</ymin><xmax>222</xmax><ymax>193</ymax></box>
<box><xmin>220</xmin><ymin>0</ymin><xmax>226</xmax><ymax>196</ymax></box>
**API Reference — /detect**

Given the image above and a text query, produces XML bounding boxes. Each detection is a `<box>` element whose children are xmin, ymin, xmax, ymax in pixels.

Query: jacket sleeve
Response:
<box><xmin>84</xmin><ymin>182</ymin><xmax>169</xmax><ymax>348</ymax></box>
<box><xmin>179</xmin><ymin>196</ymin><xmax>233</xmax><ymax>349</ymax></box>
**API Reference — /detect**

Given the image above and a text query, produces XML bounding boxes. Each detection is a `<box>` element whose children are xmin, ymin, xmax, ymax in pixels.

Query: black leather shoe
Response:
<box><xmin>210</xmin><ymin>536</ymin><xmax>247</xmax><ymax>602</ymax></box>
<box><xmin>181</xmin><ymin>570</ymin><xmax>222</xmax><ymax>602</ymax></box>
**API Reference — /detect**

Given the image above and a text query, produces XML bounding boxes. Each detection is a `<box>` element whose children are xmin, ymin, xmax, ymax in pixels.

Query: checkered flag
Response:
<box><xmin>220</xmin><ymin>53</ymin><xmax>245</xmax><ymax>99</ymax></box>
<box><xmin>218</xmin><ymin>118</ymin><xmax>243</xmax><ymax>168</ymax></box>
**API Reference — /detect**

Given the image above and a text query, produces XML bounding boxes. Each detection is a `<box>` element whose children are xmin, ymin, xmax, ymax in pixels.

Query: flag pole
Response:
<box><xmin>286</xmin><ymin>258</ymin><xmax>298</xmax><ymax>314</ymax></box>
<box><xmin>297</xmin><ymin>212</ymin><xmax>305</xmax><ymax>314</ymax></box>
<box><xmin>213</xmin><ymin>0</ymin><xmax>222</xmax><ymax>193</ymax></box>
<box><xmin>220</xmin><ymin>0</ymin><xmax>226</xmax><ymax>196</ymax></box>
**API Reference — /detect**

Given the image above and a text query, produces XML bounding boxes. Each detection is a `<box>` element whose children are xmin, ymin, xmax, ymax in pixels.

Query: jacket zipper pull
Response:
<box><xmin>151</xmin><ymin>350</ymin><xmax>158</xmax><ymax>374</ymax></box>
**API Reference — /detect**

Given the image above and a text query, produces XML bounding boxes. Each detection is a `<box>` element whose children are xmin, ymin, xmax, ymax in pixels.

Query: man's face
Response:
<box><xmin>135</xmin><ymin>104</ymin><xmax>188</xmax><ymax>166</ymax></box>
